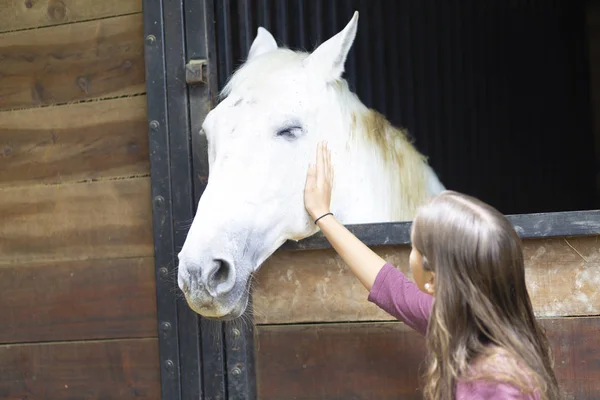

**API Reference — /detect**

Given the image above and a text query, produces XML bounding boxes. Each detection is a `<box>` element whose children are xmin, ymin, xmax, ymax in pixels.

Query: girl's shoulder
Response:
<box><xmin>457</xmin><ymin>348</ymin><xmax>542</xmax><ymax>400</ymax></box>
<box><xmin>456</xmin><ymin>379</ymin><xmax>541</xmax><ymax>400</ymax></box>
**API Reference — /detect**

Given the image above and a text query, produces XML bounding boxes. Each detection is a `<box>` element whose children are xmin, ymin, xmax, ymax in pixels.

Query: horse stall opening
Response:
<box><xmin>144</xmin><ymin>0</ymin><xmax>600</xmax><ymax>399</ymax></box>
<box><xmin>210</xmin><ymin>1</ymin><xmax>600</xmax><ymax>399</ymax></box>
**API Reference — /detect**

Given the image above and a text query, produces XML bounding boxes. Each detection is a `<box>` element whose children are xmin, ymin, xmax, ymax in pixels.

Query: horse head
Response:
<box><xmin>177</xmin><ymin>11</ymin><xmax>444</xmax><ymax>320</ymax></box>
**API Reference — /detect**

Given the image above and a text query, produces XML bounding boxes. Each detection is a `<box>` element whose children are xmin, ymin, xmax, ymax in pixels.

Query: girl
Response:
<box><xmin>303</xmin><ymin>141</ymin><xmax>561</xmax><ymax>400</ymax></box>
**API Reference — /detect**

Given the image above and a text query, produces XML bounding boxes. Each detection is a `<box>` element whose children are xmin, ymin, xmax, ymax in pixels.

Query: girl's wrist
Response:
<box><xmin>311</xmin><ymin>209</ymin><xmax>331</xmax><ymax>221</ymax></box>
<box><xmin>314</xmin><ymin>212</ymin><xmax>334</xmax><ymax>225</ymax></box>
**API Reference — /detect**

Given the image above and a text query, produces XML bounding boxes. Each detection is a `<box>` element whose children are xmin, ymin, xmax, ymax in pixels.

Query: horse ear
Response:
<box><xmin>304</xmin><ymin>11</ymin><xmax>359</xmax><ymax>82</ymax></box>
<box><xmin>247</xmin><ymin>27</ymin><xmax>278</xmax><ymax>61</ymax></box>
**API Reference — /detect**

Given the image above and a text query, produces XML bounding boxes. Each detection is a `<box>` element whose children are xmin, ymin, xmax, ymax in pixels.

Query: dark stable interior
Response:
<box><xmin>216</xmin><ymin>0</ymin><xmax>600</xmax><ymax>216</ymax></box>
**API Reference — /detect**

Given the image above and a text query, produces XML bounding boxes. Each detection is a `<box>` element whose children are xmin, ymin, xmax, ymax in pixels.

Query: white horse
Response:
<box><xmin>177</xmin><ymin>11</ymin><xmax>445</xmax><ymax>320</ymax></box>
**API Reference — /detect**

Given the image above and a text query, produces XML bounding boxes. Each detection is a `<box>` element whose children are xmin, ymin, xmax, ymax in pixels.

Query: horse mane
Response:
<box><xmin>351</xmin><ymin>107</ymin><xmax>431</xmax><ymax>221</ymax></box>
<box><xmin>331</xmin><ymin>79</ymin><xmax>431</xmax><ymax>221</ymax></box>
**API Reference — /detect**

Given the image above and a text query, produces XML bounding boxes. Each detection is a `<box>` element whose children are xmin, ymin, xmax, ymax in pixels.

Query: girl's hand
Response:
<box><xmin>304</xmin><ymin>141</ymin><xmax>334</xmax><ymax>221</ymax></box>
<box><xmin>303</xmin><ymin>141</ymin><xmax>386</xmax><ymax>291</ymax></box>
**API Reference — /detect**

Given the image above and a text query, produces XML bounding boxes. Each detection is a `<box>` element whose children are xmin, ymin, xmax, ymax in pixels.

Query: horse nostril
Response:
<box><xmin>208</xmin><ymin>259</ymin><xmax>235</xmax><ymax>294</ymax></box>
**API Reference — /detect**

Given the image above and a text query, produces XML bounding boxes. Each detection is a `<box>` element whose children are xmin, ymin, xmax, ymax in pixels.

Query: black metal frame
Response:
<box><xmin>284</xmin><ymin>209</ymin><xmax>600</xmax><ymax>251</ymax></box>
<box><xmin>144</xmin><ymin>0</ymin><xmax>255</xmax><ymax>399</ymax></box>
<box><xmin>144</xmin><ymin>0</ymin><xmax>600</xmax><ymax>399</ymax></box>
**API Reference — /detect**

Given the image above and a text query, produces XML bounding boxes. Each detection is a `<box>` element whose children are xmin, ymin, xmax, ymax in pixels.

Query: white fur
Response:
<box><xmin>177</xmin><ymin>11</ymin><xmax>445</xmax><ymax>319</ymax></box>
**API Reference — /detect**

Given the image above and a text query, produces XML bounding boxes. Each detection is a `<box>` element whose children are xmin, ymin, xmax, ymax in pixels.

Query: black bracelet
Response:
<box><xmin>314</xmin><ymin>212</ymin><xmax>333</xmax><ymax>225</ymax></box>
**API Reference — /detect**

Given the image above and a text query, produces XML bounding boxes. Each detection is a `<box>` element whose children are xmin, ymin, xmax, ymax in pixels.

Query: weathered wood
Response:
<box><xmin>253</xmin><ymin>236</ymin><xmax>600</xmax><ymax>324</ymax></box>
<box><xmin>255</xmin><ymin>317</ymin><xmax>600</xmax><ymax>400</ymax></box>
<box><xmin>0</xmin><ymin>338</ymin><xmax>160</xmax><ymax>400</ymax></box>
<box><xmin>0</xmin><ymin>96</ymin><xmax>149</xmax><ymax>187</ymax></box>
<box><xmin>0</xmin><ymin>177</ymin><xmax>154</xmax><ymax>264</ymax></box>
<box><xmin>0</xmin><ymin>257</ymin><xmax>157</xmax><ymax>344</ymax></box>
<box><xmin>0</xmin><ymin>0</ymin><xmax>142</xmax><ymax>33</ymax></box>
<box><xmin>0</xmin><ymin>14</ymin><xmax>145</xmax><ymax>111</ymax></box>
<box><xmin>257</xmin><ymin>322</ymin><xmax>426</xmax><ymax>400</ymax></box>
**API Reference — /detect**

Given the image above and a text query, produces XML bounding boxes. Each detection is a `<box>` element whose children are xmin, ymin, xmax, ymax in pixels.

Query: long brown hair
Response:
<box><xmin>411</xmin><ymin>190</ymin><xmax>560</xmax><ymax>400</ymax></box>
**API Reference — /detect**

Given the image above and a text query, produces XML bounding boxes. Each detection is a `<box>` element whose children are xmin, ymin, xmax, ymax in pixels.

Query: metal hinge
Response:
<box><xmin>185</xmin><ymin>59</ymin><xmax>208</xmax><ymax>84</ymax></box>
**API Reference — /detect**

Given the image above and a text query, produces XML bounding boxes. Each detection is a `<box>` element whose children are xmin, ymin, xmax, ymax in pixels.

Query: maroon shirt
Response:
<box><xmin>368</xmin><ymin>263</ymin><xmax>541</xmax><ymax>399</ymax></box>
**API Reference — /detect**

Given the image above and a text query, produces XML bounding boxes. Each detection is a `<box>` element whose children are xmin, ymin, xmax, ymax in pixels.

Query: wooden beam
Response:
<box><xmin>0</xmin><ymin>338</ymin><xmax>160</xmax><ymax>399</ymax></box>
<box><xmin>255</xmin><ymin>317</ymin><xmax>600</xmax><ymax>400</ymax></box>
<box><xmin>0</xmin><ymin>0</ymin><xmax>142</xmax><ymax>33</ymax></box>
<box><xmin>0</xmin><ymin>14</ymin><xmax>145</xmax><ymax>111</ymax></box>
<box><xmin>253</xmin><ymin>236</ymin><xmax>600</xmax><ymax>324</ymax></box>
<box><xmin>281</xmin><ymin>210</ymin><xmax>600</xmax><ymax>250</ymax></box>
<box><xmin>0</xmin><ymin>177</ymin><xmax>154</xmax><ymax>264</ymax></box>
<box><xmin>0</xmin><ymin>96</ymin><xmax>149</xmax><ymax>187</ymax></box>
<box><xmin>0</xmin><ymin>257</ymin><xmax>157</xmax><ymax>344</ymax></box>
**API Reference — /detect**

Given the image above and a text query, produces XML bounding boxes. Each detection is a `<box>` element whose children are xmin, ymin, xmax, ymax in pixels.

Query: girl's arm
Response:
<box><xmin>314</xmin><ymin>213</ymin><xmax>386</xmax><ymax>291</ymax></box>
<box><xmin>304</xmin><ymin>141</ymin><xmax>433</xmax><ymax>335</ymax></box>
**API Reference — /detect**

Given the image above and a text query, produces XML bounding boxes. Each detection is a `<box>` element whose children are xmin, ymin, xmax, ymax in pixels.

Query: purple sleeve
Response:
<box><xmin>367</xmin><ymin>263</ymin><xmax>434</xmax><ymax>335</ymax></box>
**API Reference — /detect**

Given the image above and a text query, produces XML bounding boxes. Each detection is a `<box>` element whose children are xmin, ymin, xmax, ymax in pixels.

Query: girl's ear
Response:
<box><xmin>424</xmin><ymin>271</ymin><xmax>436</xmax><ymax>295</ymax></box>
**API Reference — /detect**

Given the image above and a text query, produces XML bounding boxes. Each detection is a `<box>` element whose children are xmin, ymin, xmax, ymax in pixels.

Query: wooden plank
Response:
<box><xmin>0</xmin><ymin>14</ymin><xmax>145</xmax><ymax>111</ymax></box>
<box><xmin>0</xmin><ymin>177</ymin><xmax>154</xmax><ymax>264</ymax></box>
<box><xmin>0</xmin><ymin>96</ymin><xmax>149</xmax><ymax>187</ymax></box>
<box><xmin>0</xmin><ymin>338</ymin><xmax>160</xmax><ymax>400</ymax></box>
<box><xmin>0</xmin><ymin>257</ymin><xmax>157</xmax><ymax>344</ymax></box>
<box><xmin>0</xmin><ymin>0</ymin><xmax>142</xmax><ymax>33</ymax></box>
<box><xmin>255</xmin><ymin>317</ymin><xmax>600</xmax><ymax>400</ymax></box>
<box><xmin>253</xmin><ymin>236</ymin><xmax>600</xmax><ymax>324</ymax></box>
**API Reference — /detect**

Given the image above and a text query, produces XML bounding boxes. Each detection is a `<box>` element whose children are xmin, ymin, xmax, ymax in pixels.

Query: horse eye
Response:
<box><xmin>276</xmin><ymin>126</ymin><xmax>303</xmax><ymax>140</ymax></box>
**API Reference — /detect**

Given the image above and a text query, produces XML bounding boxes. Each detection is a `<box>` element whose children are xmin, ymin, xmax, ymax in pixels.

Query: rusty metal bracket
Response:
<box><xmin>185</xmin><ymin>59</ymin><xmax>208</xmax><ymax>84</ymax></box>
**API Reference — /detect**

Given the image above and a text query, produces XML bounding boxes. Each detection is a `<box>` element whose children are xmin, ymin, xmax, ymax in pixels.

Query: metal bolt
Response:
<box><xmin>164</xmin><ymin>360</ymin><xmax>175</xmax><ymax>371</ymax></box>
<box><xmin>232</xmin><ymin>328</ymin><xmax>241</xmax><ymax>338</ymax></box>
<box><xmin>149</xmin><ymin>120</ymin><xmax>159</xmax><ymax>130</ymax></box>
<box><xmin>154</xmin><ymin>195</ymin><xmax>165</xmax><ymax>208</ymax></box>
<box><xmin>160</xmin><ymin>321</ymin><xmax>171</xmax><ymax>332</ymax></box>
<box><xmin>159</xmin><ymin>267</ymin><xmax>169</xmax><ymax>278</ymax></box>
<box><xmin>146</xmin><ymin>35</ymin><xmax>156</xmax><ymax>45</ymax></box>
<box><xmin>231</xmin><ymin>366</ymin><xmax>242</xmax><ymax>376</ymax></box>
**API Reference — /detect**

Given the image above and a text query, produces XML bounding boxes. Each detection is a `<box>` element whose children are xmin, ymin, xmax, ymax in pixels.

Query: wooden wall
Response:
<box><xmin>0</xmin><ymin>1</ymin><xmax>160</xmax><ymax>399</ymax></box>
<box><xmin>252</xmin><ymin>237</ymin><xmax>600</xmax><ymax>399</ymax></box>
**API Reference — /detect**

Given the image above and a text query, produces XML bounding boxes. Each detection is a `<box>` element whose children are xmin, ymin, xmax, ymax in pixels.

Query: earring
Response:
<box><xmin>424</xmin><ymin>283</ymin><xmax>431</xmax><ymax>291</ymax></box>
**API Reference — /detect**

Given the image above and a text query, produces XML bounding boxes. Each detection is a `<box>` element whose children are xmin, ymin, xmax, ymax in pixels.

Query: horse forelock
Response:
<box><xmin>220</xmin><ymin>48</ymin><xmax>309</xmax><ymax>100</ymax></box>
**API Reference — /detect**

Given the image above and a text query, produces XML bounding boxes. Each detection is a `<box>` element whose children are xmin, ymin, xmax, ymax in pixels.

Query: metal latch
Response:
<box><xmin>185</xmin><ymin>59</ymin><xmax>208</xmax><ymax>85</ymax></box>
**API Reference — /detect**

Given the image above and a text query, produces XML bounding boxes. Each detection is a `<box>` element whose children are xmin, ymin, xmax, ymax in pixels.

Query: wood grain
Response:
<box><xmin>0</xmin><ymin>177</ymin><xmax>154</xmax><ymax>264</ymax></box>
<box><xmin>0</xmin><ymin>0</ymin><xmax>142</xmax><ymax>33</ymax></box>
<box><xmin>255</xmin><ymin>317</ymin><xmax>600</xmax><ymax>400</ymax></box>
<box><xmin>0</xmin><ymin>338</ymin><xmax>160</xmax><ymax>400</ymax></box>
<box><xmin>0</xmin><ymin>96</ymin><xmax>149</xmax><ymax>187</ymax></box>
<box><xmin>253</xmin><ymin>236</ymin><xmax>600</xmax><ymax>324</ymax></box>
<box><xmin>0</xmin><ymin>14</ymin><xmax>145</xmax><ymax>111</ymax></box>
<box><xmin>256</xmin><ymin>322</ymin><xmax>426</xmax><ymax>400</ymax></box>
<box><xmin>0</xmin><ymin>257</ymin><xmax>157</xmax><ymax>344</ymax></box>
